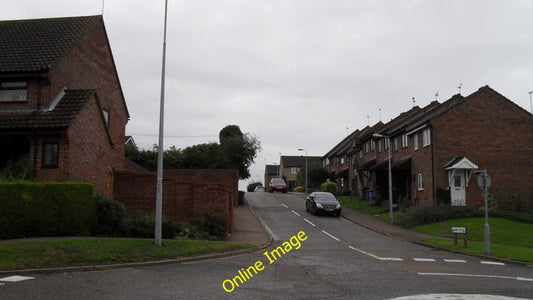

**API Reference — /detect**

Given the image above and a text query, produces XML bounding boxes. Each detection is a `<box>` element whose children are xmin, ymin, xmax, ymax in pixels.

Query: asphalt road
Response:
<box><xmin>1</xmin><ymin>192</ymin><xmax>532</xmax><ymax>299</ymax></box>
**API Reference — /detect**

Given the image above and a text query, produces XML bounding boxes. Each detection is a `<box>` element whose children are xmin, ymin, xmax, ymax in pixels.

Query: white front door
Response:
<box><xmin>451</xmin><ymin>170</ymin><xmax>466</xmax><ymax>206</ymax></box>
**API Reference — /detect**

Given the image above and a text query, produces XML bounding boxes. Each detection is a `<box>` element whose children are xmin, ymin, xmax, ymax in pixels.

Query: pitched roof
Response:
<box><xmin>0</xmin><ymin>15</ymin><xmax>102</xmax><ymax>73</ymax></box>
<box><xmin>0</xmin><ymin>89</ymin><xmax>95</xmax><ymax>129</ymax></box>
<box><xmin>280</xmin><ymin>155</ymin><xmax>322</xmax><ymax>167</ymax></box>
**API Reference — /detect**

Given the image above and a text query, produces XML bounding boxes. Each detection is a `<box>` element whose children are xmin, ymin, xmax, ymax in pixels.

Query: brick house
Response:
<box><xmin>263</xmin><ymin>164</ymin><xmax>280</xmax><ymax>187</ymax></box>
<box><xmin>324</xmin><ymin>86</ymin><xmax>533</xmax><ymax>209</ymax></box>
<box><xmin>0</xmin><ymin>15</ymin><xmax>130</xmax><ymax>195</ymax></box>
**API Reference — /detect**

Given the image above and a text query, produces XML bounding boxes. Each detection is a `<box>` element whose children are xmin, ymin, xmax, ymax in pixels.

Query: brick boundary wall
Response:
<box><xmin>113</xmin><ymin>169</ymin><xmax>239</xmax><ymax>233</ymax></box>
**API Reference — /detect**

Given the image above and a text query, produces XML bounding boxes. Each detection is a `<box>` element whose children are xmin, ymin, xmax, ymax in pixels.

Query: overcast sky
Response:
<box><xmin>3</xmin><ymin>0</ymin><xmax>533</xmax><ymax>187</ymax></box>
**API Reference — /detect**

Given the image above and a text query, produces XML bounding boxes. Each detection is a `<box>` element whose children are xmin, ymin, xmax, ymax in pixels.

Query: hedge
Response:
<box><xmin>0</xmin><ymin>182</ymin><xmax>96</xmax><ymax>239</ymax></box>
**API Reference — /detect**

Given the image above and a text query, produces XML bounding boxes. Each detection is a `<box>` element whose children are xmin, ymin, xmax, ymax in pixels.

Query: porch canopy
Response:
<box><xmin>444</xmin><ymin>156</ymin><xmax>478</xmax><ymax>187</ymax></box>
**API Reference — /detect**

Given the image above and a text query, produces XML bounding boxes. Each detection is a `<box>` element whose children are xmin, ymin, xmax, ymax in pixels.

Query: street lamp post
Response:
<box><xmin>373</xmin><ymin>134</ymin><xmax>393</xmax><ymax>223</ymax></box>
<box><xmin>298</xmin><ymin>148</ymin><xmax>308</xmax><ymax>194</ymax></box>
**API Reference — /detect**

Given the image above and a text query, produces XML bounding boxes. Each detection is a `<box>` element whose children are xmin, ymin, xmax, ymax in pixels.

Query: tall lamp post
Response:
<box><xmin>373</xmin><ymin>134</ymin><xmax>393</xmax><ymax>223</ymax></box>
<box><xmin>298</xmin><ymin>148</ymin><xmax>308</xmax><ymax>194</ymax></box>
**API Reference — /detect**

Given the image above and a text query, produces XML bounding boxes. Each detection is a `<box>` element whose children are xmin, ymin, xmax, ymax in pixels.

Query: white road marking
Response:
<box><xmin>291</xmin><ymin>210</ymin><xmax>300</xmax><ymax>216</ymax></box>
<box><xmin>303</xmin><ymin>218</ymin><xmax>316</xmax><ymax>227</ymax></box>
<box><xmin>418</xmin><ymin>272</ymin><xmax>533</xmax><ymax>282</ymax></box>
<box><xmin>321</xmin><ymin>230</ymin><xmax>340</xmax><ymax>241</ymax></box>
<box><xmin>348</xmin><ymin>245</ymin><xmax>403</xmax><ymax>261</ymax></box>
<box><xmin>444</xmin><ymin>259</ymin><xmax>467</xmax><ymax>263</ymax></box>
<box><xmin>413</xmin><ymin>258</ymin><xmax>436</xmax><ymax>262</ymax></box>
<box><xmin>481</xmin><ymin>261</ymin><xmax>505</xmax><ymax>266</ymax></box>
<box><xmin>281</xmin><ymin>203</ymin><xmax>288</xmax><ymax>208</ymax></box>
<box><xmin>0</xmin><ymin>275</ymin><xmax>35</xmax><ymax>282</ymax></box>
<box><xmin>391</xmin><ymin>293</ymin><xmax>533</xmax><ymax>300</ymax></box>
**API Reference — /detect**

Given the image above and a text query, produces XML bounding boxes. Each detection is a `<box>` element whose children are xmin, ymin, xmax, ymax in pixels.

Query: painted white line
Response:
<box><xmin>481</xmin><ymin>261</ymin><xmax>505</xmax><ymax>266</ymax></box>
<box><xmin>281</xmin><ymin>203</ymin><xmax>288</xmax><ymax>208</ymax></box>
<box><xmin>0</xmin><ymin>283</ymin><xmax>4</xmax><ymax>286</ymax></box>
<box><xmin>444</xmin><ymin>259</ymin><xmax>467</xmax><ymax>263</ymax></box>
<box><xmin>291</xmin><ymin>210</ymin><xmax>301</xmax><ymax>216</ymax></box>
<box><xmin>418</xmin><ymin>272</ymin><xmax>533</xmax><ymax>282</ymax></box>
<box><xmin>322</xmin><ymin>230</ymin><xmax>340</xmax><ymax>241</ymax></box>
<box><xmin>303</xmin><ymin>218</ymin><xmax>316</xmax><ymax>227</ymax></box>
<box><xmin>0</xmin><ymin>275</ymin><xmax>35</xmax><ymax>282</ymax></box>
<box><xmin>414</xmin><ymin>258</ymin><xmax>436</xmax><ymax>262</ymax></box>
<box><xmin>348</xmin><ymin>245</ymin><xmax>403</xmax><ymax>261</ymax></box>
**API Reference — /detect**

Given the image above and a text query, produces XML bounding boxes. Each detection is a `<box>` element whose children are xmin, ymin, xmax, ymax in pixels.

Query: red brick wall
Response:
<box><xmin>432</xmin><ymin>87</ymin><xmax>533</xmax><ymax>206</ymax></box>
<box><xmin>113</xmin><ymin>169</ymin><xmax>239</xmax><ymax>231</ymax></box>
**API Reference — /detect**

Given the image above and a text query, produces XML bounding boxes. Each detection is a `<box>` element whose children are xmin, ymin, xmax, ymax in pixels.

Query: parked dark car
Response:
<box><xmin>268</xmin><ymin>178</ymin><xmax>287</xmax><ymax>193</ymax></box>
<box><xmin>305</xmin><ymin>192</ymin><xmax>341</xmax><ymax>216</ymax></box>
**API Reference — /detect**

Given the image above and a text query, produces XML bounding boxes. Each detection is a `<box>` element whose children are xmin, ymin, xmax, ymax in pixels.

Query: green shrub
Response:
<box><xmin>0</xmin><ymin>159</ymin><xmax>33</xmax><ymax>181</ymax></box>
<box><xmin>0</xmin><ymin>182</ymin><xmax>95</xmax><ymax>239</ymax></box>
<box><xmin>93</xmin><ymin>196</ymin><xmax>126</xmax><ymax>236</ymax></box>
<box><xmin>247</xmin><ymin>182</ymin><xmax>263</xmax><ymax>192</ymax></box>
<box><xmin>320</xmin><ymin>181</ymin><xmax>338</xmax><ymax>194</ymax></box>
<box><xmin>293</xmin><ymin>186</ymin><xmax>304</xmax><ymax>192</ymax></box>
<box><xmin>193</xmin><ymin>207</ymin><xmax>230</xmax><ymax>240</ymax></box>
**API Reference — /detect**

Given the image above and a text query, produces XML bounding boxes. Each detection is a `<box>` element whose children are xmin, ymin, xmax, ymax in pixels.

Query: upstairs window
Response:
<box><xmin>291</xmin><ymin>167</ymin><xmax>300</xmax><ymax>174</ymax></box>
<box><xmin>393</xmin><ymin>137</ymin><xmax>399</xmax><ymax>151</ymax></box>
<box><xmin>401</xmin><ymin>134</ymin><xmax>408</xmax><ymax>148</ymax></box>
<box><xmin>423</xmin><ymin>128</ymin><xmax>431</xmax><ymax>146</ymax></box>
<box><xmin>0</xmin><ymin>81</ymin><xmax>27</xmax><ymax>102</ymax></box>
<box><xmin>413</xmin><ymin>133</ymin><xmax>419</xmax><ymax>150</ymax></box>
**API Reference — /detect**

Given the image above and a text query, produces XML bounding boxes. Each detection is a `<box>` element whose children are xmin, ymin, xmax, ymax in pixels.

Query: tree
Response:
<box><xmin>125</xmin><ymin>125</ymin><xmax>261</xmax><ymax>179</ymax></box>
<box><xmin>297</xmin><ymin>163</ymin><xmax>329</xmax><ymax>190</ymax></box>
<box><xmin>218</xmin><ymin>125</ymin><xmax>261</xmax><ymax>179</ymax></box>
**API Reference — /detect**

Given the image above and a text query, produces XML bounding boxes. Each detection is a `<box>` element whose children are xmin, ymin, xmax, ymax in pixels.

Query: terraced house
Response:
<box><xmin>0</xmin><ymin>15</ymin><xmax>131</xmax><ymax>195</ymax></box>
<box><xmin>324</xmin><ymin>86</ymin><xmax>533</xmax><ymax>210</ymax></box>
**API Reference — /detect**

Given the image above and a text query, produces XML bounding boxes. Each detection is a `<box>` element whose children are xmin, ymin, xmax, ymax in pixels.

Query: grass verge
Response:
<box><xmin>414</xmin><ymin>217</ymin><xmax>533</xmax><ymax>263</ymax></box>
<box><xmin>338</xmin><ymin>195</ymin><xmax>388</xmax><ymax>215</ymax></box>
<box><xmin>0</xmin><ymin>238</ymin><xmax>253</xmax><ymax>271</ymax></box>
<box><xmin>424</xmin><ymin>238</ymin><xmax>533</xmax><ymax>263</ymax></box>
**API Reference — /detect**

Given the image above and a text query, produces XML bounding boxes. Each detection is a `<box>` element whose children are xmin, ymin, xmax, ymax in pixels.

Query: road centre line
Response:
<box><xmin>303</xmin><ymin>218</ymin><xmax>316</xmax><ymax>227</ymax></box>
<box><xmin>281</xmin><ymin>203</ymin><xmax>288</xmax><ymax>208</ymax></box>
<box><xmin>418</xmin><ymin>272</ymin><xmax>533</xmax><ymax>282</ymax></box>
<box><xmin>414</xmin><ymin>258</ymin><xmax>436</xmax><ymax>262</ymax></box>
<box><xmin>321</xmin><ymin>230</ymin><xmax>340</xmax><ymax>241</ymax></box>
<box><xmin>481</xmin><ymin>261</ymin><xmax>505</xmax><ymax>266</ymax></box>
<box><xmin>291</xmin><ymin>210</ymin><xmax>301</xmax><ymax>216</ymax></box>
<box><xmin>348</xmin><ymin>245</ymin><xmax>403</xmax><ymax>261</ymax></box>
<box><xmin>444</xmin><ymin>259</ymin><xmax>467</xmax><ymax>263</ymax></box>
<box><xmin>0</xmin><ymin>276</ymin><xmax>35</xmax><ymax>282</ymax></box>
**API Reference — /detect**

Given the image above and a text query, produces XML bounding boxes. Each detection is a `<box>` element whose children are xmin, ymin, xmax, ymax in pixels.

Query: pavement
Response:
<box><xmin>229</xmin><ymin>194</ymin><xmax>433</xmax><ymax>247</ymax></box>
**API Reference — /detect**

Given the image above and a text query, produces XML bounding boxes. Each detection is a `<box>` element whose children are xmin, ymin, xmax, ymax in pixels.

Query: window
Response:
<box><xmin>393</xmin><ymin>138</ymin><xmax>399</xmax><ymax>151</ymax></box>
<box><xmin>0</xmin><ymin>81</ymin><xmax>27</xmax><ymax>102</ymax></box>
<box><xmin>370</xmin><ymin>140</ymin><xmax>375</xmax><ymax>151</ymax></box>
<box><xmin>423</xmin><ymin>128</ymin><xmax>431</xmax><ymax>146</ymax></box>
<box><xmin>378</xmin><ymin>140</ymin><xmax>382</xmax><ymax>152</ymax></box>
<box><xmin>417</xmin><ymin>173</ymin><xmax>424</xmax><ymax>191</ymax></box>
<box><xmin>340</xmin><ymin>157</ymin><xmax>345</xmax><ymax>164</ymax></box>
<box><xmin>401</xmin><ymin>134</ymin><xmax>408</xmax><ymax>148</ymax></box>
<box><xmin>384</xmin><ymin>138</ymin><xmax>389</xmax><ymax>150</ymax></box>
<box><xmin>43</xmin><ymin>142</ymin><xmax>59</xmax><ymax>167</ymax></box>
<box><xmin>102</xmin><ymin>108</ymin><xmax>109</xmax><ymax>127</ymax></box>
<box><xmin>359</xmin><ymin>150</ymin><xmax>363</xmax><ymax>159</ymax></box>
<box><xmin>365</xmin><ymin>142</ymin><xmax>369</xmax><ymax>153</ymax></box>
<box><xmin>413</xmin><ymin>133</ymin><xmax>419</xmax><ymax>150</ymax></box>
<box><xmin>291</xmin><ymin>167</ymin><xmax>300</xmax><ymax>174</ymax></box>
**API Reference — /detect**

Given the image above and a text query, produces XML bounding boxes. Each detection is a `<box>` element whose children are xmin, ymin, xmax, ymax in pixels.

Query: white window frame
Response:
<box><xmin>291</xmin><ymin>167</ymin><xmax>300</xmax><ymax>174</ymax></box>
<box><xmin>423</xmin><ymin>128</ymin><xmax>431</xmax><ymax>147</ymax></box>
<box><xmin>417</xmin><ymin>173</ymin><xmax>424</xmax><ymax>191</ymax></box>
<box><xmin>401</xmin><ymin>133</ymin><xmax>408</xmax><ymax>148</ymax></box>
<box><xmin>413</xmin><ymin>133</ymin><xmax>419</xmax><ymax>150</ymax></box>
<box><xmin>378</xmin><ymin>140</ymin><xmax>382</xmax><ymax>152</ymax></box>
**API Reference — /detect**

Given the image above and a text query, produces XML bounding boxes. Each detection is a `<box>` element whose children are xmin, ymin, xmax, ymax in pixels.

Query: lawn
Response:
<box><xmin>412</xmin><ymin>217</ymin><xmax>533</xmax><ymax>263</ymax></box>
<box><xmin>338</xmin><ymin>195</ymin><xmax>388</xmax><ymax>215</ymax></box>
<box><xmin>0</xmin><ymin>238</ymin><xmax>253</xmax><ymax>271</ymax></box>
